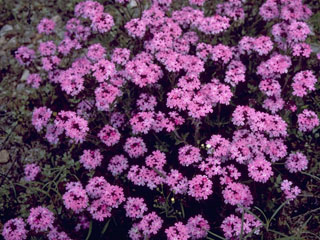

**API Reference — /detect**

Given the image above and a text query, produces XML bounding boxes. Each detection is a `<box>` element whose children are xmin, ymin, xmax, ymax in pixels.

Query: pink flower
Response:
<box><xmin>74</xmin><ymin>1</ymin><xmax>104</xmax><ymax>20</ymax></box>
<box><xmin>27</xmin><ymin>206</ymin><xmax>54</xmax><ymax>232</ymax></box>
<box><xmin>24</xmin><ymin>163</ymin><xmax>40</xmax><ymax>181</ymax></box>
<box><xmin>125</xmin><ymin>18</ymin><xmax>147</xmax><ymax>38</ymax></box>
<box><xmin>87</xmin><ymin>43</ymin><xmax>106</xmax><ymax>61</ymax></box>
<box><xmin>292</xmin><ymin>70</ymin><xmax>317</xmax><ymax>97</ymax></box>
<box><xmin>186</xmin><ymin>215</ymin><xmax>209</xmax><ymax>239</ymax></box>
<box><xmin>137</xmin><ymin>212</ymin><xmax>163</xmax><ymax>237</ymax></box>
<box><xmin>88</xmin><ymin>184</ymin><xmax>125</xmax><ymax>221</ymax></box>
<box><xmin>166</xmin><ymin>169</ymin><xmax>189</xmax><ymax>194</ymax></box>
<box><xmin>92</xmin><ymin>59</ymin><xmax>116</xmax><ymax>82</ymax></box>
<box><xmin>137</xmin><ymin>94</ymin><xmax>157</xmax><ymax>111</ymax></box>
<box><xmin>259</xmin><ymin>1</ymin><xmax>279</xmax><ymax>21</ymax></box>
<box><xmin>178</xmin><ymin>145</ymin><xmax>202</xmax><ymax>167</ymax></box>
<box><xmin>248</xmin><ymin>156</ymin><xmax>273</xmax><ymax>183</ymax></box>
<box><xmin>32</xmin><ymin>106</ymin><xmax>52</xmax><ymax>132</ymax></box>
<box><xmin>37</xmin><ymin>18</ymin><xmax>55</xmax><ymax>34</ymax></box>
<box><xmin>124</xmin><ymin>137</ymin><xmax>148</xmax><ymax>158</ymax></box>
<box><xmin>2</xmin><ymin>218</ymin><xmax>27</xmax><ymax>240</ymax></box>
<box><xmin>285</xmin><ymin>152</ymin><xmax>308</xmax><ymax>173</ymax></box>
<box><xmin>130</xmin><ymin>112</ymin><xmax>155</xmax><ymax>134</ymax></box>
<box><xmin>221</xmin><ymin>213</ymin><xmax>262</xmax><ymax>239</ymax></box>
<box><xmin>222</xmin><ymin>182</ymin><xmax>253</xmax><ymax>207</ymax></box>
<box><xmin>292</xmin><ymin>43</ymin><xmax>311</xmax><ymax>57</ymax></box>
<box><xmin>38</xmin><ymin>41</ymin><xmax>56</xmax><ymax>56</ymax></box>
<box><xmin>281</xmin><ymin>179</ymin><xmax>301</xmax><ymax>200</ymax></box>
<box><xmin>95</xmin><ymin>83</ymin><xmax>122</xmax><ymax>111</ymax></box>
<box><xmin>124</xmin><ymin>197</ymin><xmax>148</xmax><ymax>219</ymax></box>
<box><xmin>98</xmin><ymin>125</ymin><xmax>121</xmax><ymax>147</ymax></box>
<box><xmin>85</xmin><ymin>176</ymin><xmax>109</xmax><ymax>199</ymax></box>
<box><xmin>145</xmin><ymin>150</ymin><xmax>166</xmax><ymax>170</ymax></box>
<box><xmin>47</xmin><ymin>228</ymin><xmax>71</xmax><ymax>240</ymax></box>
<box><xmin>26</xmin><ymin>73</ymin><xmax>42</xmax><ymax>88</ymax></box>
<box><xmin>297</xmin><ymin>109</ymin><xmax>319</xmax><ymax>132</ymax></box>
<box><xmin>224</xmin><ymin>60</ymin><xmax>246</xmax><ymax>86</ymax></box>
<box><xmin>198</xmin><ymin>156</ymin><xmax>222</xmax><ymax>178</ymax></box>
<box><xmin>188</xmin><ymin>175</ymin><xmax>213</xmax><ymax>200</ymax></box>
<box><xmin>287</xmin><ymin>21</ymin><xmax>311</xmax><ymax>43</ymax></box>
<box><xmin>15</xmin><ymin>46</ymin><xmax>35</xmax><ymax>66</ymax></box>
<box><xmin>108</xmin><ymin>154</ymin><xmax>129</xmax><ymax>176</ymax></box>
<box><xmin>80</xmin><ymin>149</ymin><xmax>103</xmax><ymax>170</ymax></box>
<box><xmin>64</xmin><ymin>114</ymin><xmax>89</xmax><ymax>143</ymax></box>
<box><xmin>63</xmin><ymin>182</ymin><xmax>88</xmax><ymax>213</ymax></box>
<box><xmin>165</xmin><ymin>222</ymin><xmax>190</xmax><ymax>240</ymax></box>
<box><xmin>112</xmin><ymin>48</ymin><xmax>130</xmax><ymax>65</ymax></box>
<box><xmin>210</xmin><ymin>44</ymin><xmax>233</xmax><ymax>64</ymax></box>
<box><xmin>91</xmin><ymin>12</ymin><xmax>114</xmax><ymax>33</ymax></box>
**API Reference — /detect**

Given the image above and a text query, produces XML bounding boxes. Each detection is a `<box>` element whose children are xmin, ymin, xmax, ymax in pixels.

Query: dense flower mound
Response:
<box><xmin>6</xmin><ymin>0</ymin><xmax>319</xmax><ymax>239</ymax></box>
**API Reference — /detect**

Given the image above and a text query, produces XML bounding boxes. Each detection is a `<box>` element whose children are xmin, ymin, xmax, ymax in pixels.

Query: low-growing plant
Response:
<box><xmin>1</xmin><ymin>0</ymin><xmax>320</xmax><ymax>239</ymax></box>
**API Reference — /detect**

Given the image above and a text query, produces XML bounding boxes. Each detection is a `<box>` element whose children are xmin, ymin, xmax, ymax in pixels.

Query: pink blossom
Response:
<box><xmin>224</xmin><ymin>60</ymin><xmax>246</xmax><ymax>86</ymax></box>
<box><xmin>285</xmin><ymin>152</ymin><xmax>308</xmax><ymax>173</ymax></box>
<box><xmin>137</xmin><ymin>93</ymin><xmax>157</xmax><ymax>111</ymax></box>
<box><xmin>248</xmin><ymin>156</ymin><xmax>273</xmax><ymax>183</ymax></box>
<box><xmin>91</xmin><ymin>12</ymin><xmax>114</xmax><ymax>33</ymax></box>
<box><xmin>24</xmin><ymin>163</ymin><xmax>40</xmax><ymax>181</ymax></box>
<box><xmin>26</xmin><ymin>73</ymin><xmax>42</xmax><ymax>88</ymax></box>
<box><xmin>210</xmin><ymin>44</ymin><xmax>233</xmax><ymax>64</ymax></box>
<box><xmin>124</xmin><ymin>137</ymin><xmax>148</xmax><ymax>158</ymax></box>
<box><xmin>221</xmin><ymin>213</ymin><xmax>262</xmax><ymax>239</ymax></box>
<box><xmin>85</xmin><ymin>176</ymin><xmax>109</xmax><ymax>199</ymax></box>
<box><xmin>222</xmin><ymin>182</ymin><xmax>253</xmax><ymax>207</ymax></box>
<box><xmin>125</xmin><ymin>18</ymin><xmax>147</xmax><ymax>38</ymax></box>
<box><xmin>98</xmin><ymin>125</ymin><xmax>121</xmax><ymax>147</ymax></box>
<box><xmin>95</xmin><ymin>83</ymin><xmax>122</xmax><ymax>111</ymax></box>
<box><xmin>130</xmin><ymin>112</ymin><xmax>155</xmax><ymax>134</ymax></box>
<box><xmin>63</xmin><ymin>182</ymin><xmax>88</xmax><ymax>213</ymax></box>
<box><xmin>2</xmin><ymin>218</ymin><xmax>27</xmax><ymax>240</ymax></box>
<box><xmin>188</xmin><ymin>175</ymin><xmax>213</xmax><ymax>200</ymax></box>
<box><xmin>38</xmin><ymin>41</ymin><xmax>56</xmax><ymax>56</ymax></box>
<box><xmin>292</xmin><ymin>70</ymin><xmax>317</xmax><ymax>97</ymax></box>
<box><xmin>166</xmin><ymin>169</ymin><xmax>189</xmax><ymax>194</ymax></box>
<box><xmin>15</xmin><ymin>46</ymin><xmax>35</xmax><ymax>66</ymax></box>
<box><xmin>186</xmin><ymin>215</ymin><xmax>209</xmax><ymax>239</ymax></box>
<box><xmin>124</xmin><ymin>197</ymin><xmax>148</xmax><ymax>219</ymax></box>
<box><xmin>92</xmin><ymin>59</ymin><xmax>116</xmax><ymax>82</ymax></box>
<box><xmin>145</xmin><ymin>150</ymin><xmax>166</xmax><ymax>170</ymax></box>
<box><xmin>297</xmin><ymin>109</ymin><xmax>319</xmax><ymax>132</ymax></box>
<box><xmin>87</xmin><ymin>43</ymin><xmax>106</xmax><ymax>61</ymax></box>
<box><xmin>27</xmin><ymin>206</ymin><xmax>54</xmax><ymax>232</ymax></box>
<box><xmin>178</xmin><ymin>145</ymin><xmax>202</xmax><ymax>167</ymax></box>
<box><xmin>165</xmin><ymin>222</ymin><xmax>190</xmax><ymax>240</ymax></box>
<box><xmin>37</xmin><ymin>18</ymin><xmax>55</xmax><ymax>34</ymax></box>
<box><xmin>80</xmin><ymin>149</ymin><xmax>103</xmax><ymax>170</ymax></box>
<box><xmin>32</xmin><ymin>106</ymin><xmax>52</xmax><ymax>132</ymax></box>
<box><xmin>47</xmin><ymin>228</ymin><xmax>71</xmax><ymax>240</ymax></box>
<box><xmin>108</xmin><ymin>154</ymin><xmax>129</xmax><ymax>176</ymax></box>
<box><xmin>137</xmin><ymin>212</ymin><xmax>163</xmax><ymax>237</ymax></box>
<box><xmin>112</xmin><ymin>48</ymin><xmax>130</xmax><ymax>65</ymax></box>
<box><xmin>281</xmin><ymin>179</ymin><xmax>301</xmax><ymax>200</ymax></box>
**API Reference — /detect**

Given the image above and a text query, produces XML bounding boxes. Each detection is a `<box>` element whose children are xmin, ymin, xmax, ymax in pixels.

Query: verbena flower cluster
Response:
<box><xmin>5</xmin><ymin>0</ymin><xmax>319</xmax><ymax>239</ymax></box>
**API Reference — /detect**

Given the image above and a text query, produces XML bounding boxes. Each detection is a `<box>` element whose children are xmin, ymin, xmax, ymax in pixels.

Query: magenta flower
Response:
<box><xmin>98</xmin><ymin>124</ymin><xmax>121</xmax><ymax>147</ymax></box>
<box><xmin>188</xmin><ymin>175</ymin><xmax>213</xmax><ymax>200</ymax></box>
<box><xmin>297</xmin><ymin>109</ymin><xmax>319</xmax><ymax>132</ymax></box>
<box><xmin>27</xmin><ymin>206</ymin><xmax>54</xmax><ymax>232</ymax></box>
<box><xmin>2</xmin><ymin>218</ymin><xmax>27</xmax><ymax>240</ymax></box>
<box><xmin>37</xmin><ymin>18</ymin><xmax>55</xmax><ymax>34</ymax></box>
<box><xmin>124</xmin><ymin>197</ymin><xmax>148</xmax><ymax>219</ymax></box>
<box><xmin>285</xmin><ymin>152</ymin><xmax>308</xmax><ymax>173</ymax></box>
<box><xmin>124</xmin><ymin>137</ymin><xmax>148</xmax><ymax>158</ymax></box>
